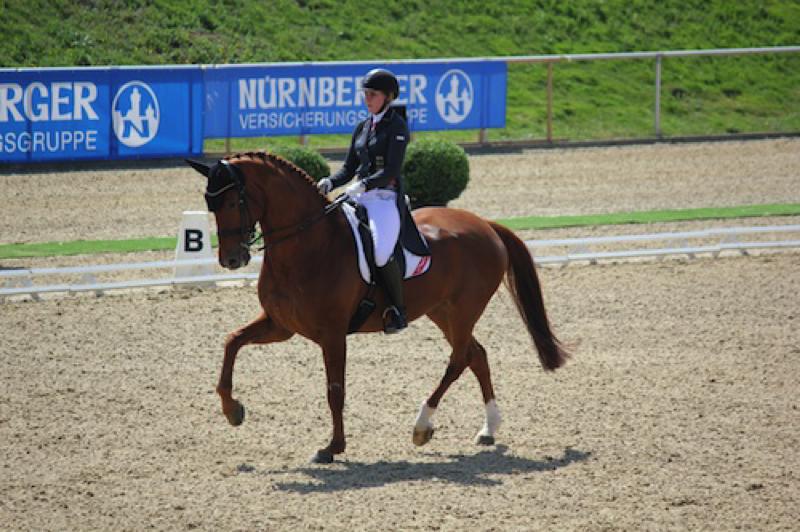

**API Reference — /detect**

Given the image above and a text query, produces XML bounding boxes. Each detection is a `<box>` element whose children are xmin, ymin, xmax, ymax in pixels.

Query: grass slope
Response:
<box><xmin>2</xmin><ymin>1</ymin><xmax>799</xmax><ymax>147</ymax></box>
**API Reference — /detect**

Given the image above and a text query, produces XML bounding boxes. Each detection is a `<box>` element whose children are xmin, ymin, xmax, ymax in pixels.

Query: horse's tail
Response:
<box><xmin>489</xmin><ymin>221</ymin><xmax>569</xmax><ymax>371</ymax></box>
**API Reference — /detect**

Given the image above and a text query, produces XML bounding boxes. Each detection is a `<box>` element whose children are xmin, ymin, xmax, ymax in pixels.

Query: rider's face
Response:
<box><xmin>364</xmin><ymin>89</ymin><xmax>387</xmax><ymax>114</ymax></box>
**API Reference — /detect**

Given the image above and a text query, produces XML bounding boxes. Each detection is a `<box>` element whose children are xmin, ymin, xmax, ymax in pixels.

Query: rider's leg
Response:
<box><xmin>359</xmin><ymin>190</ymin><xmax>406</xmax><ymax>333</ymax></box>
<box><xmin>378</xmin><ymin>257</ymin><xmax>407</xmax><ymax>333</ymax></box>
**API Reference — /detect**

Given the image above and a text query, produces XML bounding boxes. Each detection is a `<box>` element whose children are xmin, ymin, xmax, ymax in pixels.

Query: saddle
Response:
<box><xmin>343</xmin><ymin>199</ymin><xmax>432</xmax><ymax>333</ymax></box>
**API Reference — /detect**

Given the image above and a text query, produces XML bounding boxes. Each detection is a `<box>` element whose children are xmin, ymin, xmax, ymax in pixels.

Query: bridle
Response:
<box><xmin>204</xmin><ymin>160</ymin><xmax>260</xmax><ymax>252</ymax></box>
<box><xmin>205</xmin><ymin>160</ymin><xmax>346</xmax><ymax>254</ymax></box>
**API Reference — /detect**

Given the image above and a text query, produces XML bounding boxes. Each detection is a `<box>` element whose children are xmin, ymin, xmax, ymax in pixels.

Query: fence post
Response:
<box><xmin>655</xmin><ymin>54</ymin><xmax>663</xmax><ymax>138</ymax></box>
<box><xmin>546</xmin><ymin>62</ymin><xmax>554</xmax><ymax>143</ymax></box>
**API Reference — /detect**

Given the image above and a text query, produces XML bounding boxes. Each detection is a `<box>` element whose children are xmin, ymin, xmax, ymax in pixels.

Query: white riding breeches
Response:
<box><xmin>355</xmin><ymin>189</ymin><xmax>400</xmax><ymax>267</ymax></box>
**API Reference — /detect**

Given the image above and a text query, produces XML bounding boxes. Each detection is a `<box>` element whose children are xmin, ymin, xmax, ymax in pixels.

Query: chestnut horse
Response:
<box><xmin>186</xmin><ymin>152</ymin><xmax>568</xmax><ymax>463</ymax></box>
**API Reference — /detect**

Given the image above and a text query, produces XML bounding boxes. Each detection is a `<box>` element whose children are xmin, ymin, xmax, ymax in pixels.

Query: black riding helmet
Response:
<box><xmin>362</xmin><ymin>68</ymin><xmax>399</xmax><ymax>101</ymax></box>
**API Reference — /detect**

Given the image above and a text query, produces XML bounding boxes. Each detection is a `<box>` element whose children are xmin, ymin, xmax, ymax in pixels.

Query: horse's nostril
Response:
<box><xmin>226</xmin><ymin>257</ymin><xmax>240</xmax><ymax>269</ymax></box>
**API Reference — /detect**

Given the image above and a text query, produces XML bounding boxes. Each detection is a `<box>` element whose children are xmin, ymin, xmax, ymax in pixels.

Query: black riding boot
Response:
<box><xmin>378</xmin><ymin>258</ymin><xmax>407</xmax><ymax>334</ymax></box>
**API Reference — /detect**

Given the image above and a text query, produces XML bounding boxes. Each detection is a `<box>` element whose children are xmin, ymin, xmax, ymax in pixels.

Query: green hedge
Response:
<box><xmin>268</xmin><ymin>140</ymin><xmax>470</xmax><ymax>207</ymax></box>
<box><xmin>403</xmin><ymin>139</ymin><xmax>470</xmax><ymax>208</ymax></box>
<box><xmin>269</xmin><ymin>145</ymin><xmax>331</xmax><ymax>181</ymax></box>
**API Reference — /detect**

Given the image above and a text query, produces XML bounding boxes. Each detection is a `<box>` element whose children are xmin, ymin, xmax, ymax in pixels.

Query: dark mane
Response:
<box><xmin>224</xmin><ymin>151</ymin><xmax>325</xmax><ymax>197</ymax></box>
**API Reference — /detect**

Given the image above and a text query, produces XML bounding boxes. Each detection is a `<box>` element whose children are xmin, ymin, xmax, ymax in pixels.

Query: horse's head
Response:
<box><xmin>186</xmin><ymin>158</ymin><xmax>259</xmax><ymax>269</ymax></box>
<box><xmin>187</xmin><ymin>153</ymin><xmax>332</xmax><ymax>268</ymax></box>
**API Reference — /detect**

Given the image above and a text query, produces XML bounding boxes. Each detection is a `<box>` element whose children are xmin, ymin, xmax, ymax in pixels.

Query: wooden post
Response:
<box><xmin>546</xmin><ymin>62</ymin><xmax>554</xmax><ymax>143</ymax></box>
<box><xmin>655</xmin><ymin>54</ymin><xmax>663</xmax><ymax>138</ymax></box>
<box><xmin>224</xmin><ymin>137</ymin><xmax>231</xmax><ymax>155</ymax></box>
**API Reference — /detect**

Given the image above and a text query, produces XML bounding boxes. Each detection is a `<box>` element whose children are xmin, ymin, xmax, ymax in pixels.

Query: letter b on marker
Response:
<box><xmin>174</xmin><ymin>211</ymin><xmax>214</xmax><ymax>278</ymax></box>
<box><xmin>184</xmin><ymin>229</ymin><xmax>204</xmax><ymax>252</ymax></box>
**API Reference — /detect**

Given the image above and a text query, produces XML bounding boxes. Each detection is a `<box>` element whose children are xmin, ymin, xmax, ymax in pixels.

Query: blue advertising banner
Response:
<box><xmin>202</xmin><ymin>61</ymin><xmax>506</xmax><ymax>138</ymax></box>
<box><xmin>1</xmin><ymin>60</ymin><xmax>506</xmax><ymax>163</ymax></box>
<box><xmin>0</xmin><ymin>67</ymin><xmax>203</xmax><ymax>163</ymax></box>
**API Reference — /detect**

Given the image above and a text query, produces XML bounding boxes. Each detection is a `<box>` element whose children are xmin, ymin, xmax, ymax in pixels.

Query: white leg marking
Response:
<box><xmin>477</xmin><ymin>399</ymin><xmax>502</xmax><ymax>438</ymax></box>
<box><xmin>414</xmin><ymin>400</ymin><xmax>436</xmax><ymax>431</ymax></box>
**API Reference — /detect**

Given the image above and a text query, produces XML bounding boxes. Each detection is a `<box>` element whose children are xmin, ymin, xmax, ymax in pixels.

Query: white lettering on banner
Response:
<box><xmin>407</xmin><ymin>107</ymin><xmax>427</xmax><ymax>124</ymax></box>
<box><xmin>236</xmin><ymin>107</ymin><xmax>431</xmax><ymax>132</ymax></box>
<box><xmin>74</xmin><ymin>82</ymin><xmax>99</xmax><ymax>120</ymax></box>
<box><xmin>0</xmin><ymin>81</ymin><xmax>99</xmax><ymax>122</ymax></box>
<box><xmin>278</xmin><ymin>78</ymin><xmax>296</xmax><ymax>108</ymax></box>
<box><xmin>336</xmin><ymin>77</ymin><xmax>352</xmax><ymax>106</ymax></box>
<box><xmin>0</xmin><ymin>130</ymin><xmax>98</xmax><ymax>153</ymax></box>
<box><xmin>239</xmin><ymin>79</ymin><xmax>257</xmax><ymax>110</ymax></box>
<box><xmin>258</xmin><ymin>77</ymin><xmax>276</xmax><ymax>108</ymax></box>
<box><xmin>318</xmin><ymin>77</ymin><xmax>335</xmax><ymax>107</ymax></box>
<box><xmin>411</xmin><ymin>75</ymin><xmax>427</xmax><ymax>103</ymax></box>
<box><xmin>236</xmin><ymin>74</ymin><xmax>428</xmax><ymax>111</ymax></box>
<box><xmin>298</xmin><ymin>77</ymin><xmax>315</xmax><ymax>107</ymax></box>
<box><xmin>238</xmin><ymin>109</ymin><xmax>371</xmax><ymax>130</ymax></box>
<box><xmin>0</xmin><ymin>84</ymin><xmax>24</xmax><ymax>121</ymax></box>
<box><xmin>25</xmin><ymin>82</ymin><xmax>48</xmax><ymax>121</ymax></box>
<box><xmin>51</xmin><ymin>82</ymin><xmax>71</xmax><ymax>121</ymax></box>
<box><xmin>395</xmin><ymin>75</ymin><xmax>428</xmax><ymax>106</ymax></box>
<box><xmin>353</xmin><ymin>77</ymin><xmax>365</xmax><ymax>106</ymax></box>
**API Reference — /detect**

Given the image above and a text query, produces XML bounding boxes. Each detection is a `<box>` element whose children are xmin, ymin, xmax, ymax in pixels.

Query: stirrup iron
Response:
<box><xmin>382</xmin><ymin>305</ymin><xmax>407</xmax><ymax>334</ymax></box>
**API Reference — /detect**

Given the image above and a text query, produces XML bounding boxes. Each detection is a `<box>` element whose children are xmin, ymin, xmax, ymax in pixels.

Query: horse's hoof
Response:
<box><xmin>475</xmin><ymin>434</ymin><xmax>495</xmax><ymax>446</ymax></box>
<box><xmin>412</xmin><ymin>426</ymin><xmax>434</xmax><ymax>446</ymax></box>
<box><xmin>225</xmin><ymin>402</ymin><xmax>246</xmax><ymax>426</ymax></box>
<box><xmin>311</xmin><ymin>449</ymin><xmax>334</xmax><ymax>464</ymax></box>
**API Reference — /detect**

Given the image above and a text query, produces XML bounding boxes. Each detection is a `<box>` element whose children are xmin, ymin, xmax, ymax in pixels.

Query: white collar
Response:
<box><xmin>371</xmin><ymin>108</ymin><xmax>388</xmax><ymax>126</ymax></box>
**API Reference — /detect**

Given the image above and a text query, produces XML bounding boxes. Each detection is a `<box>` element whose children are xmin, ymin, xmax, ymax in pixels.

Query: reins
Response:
<box><xmin>209</xmin><ymin>158</ymin><xmax>347</xmax><ymax>255</ymax></box>
<box><xmin>258</xmin><ymin>195</ymin><xmax>347</xmax><ymax>252</ymax></box>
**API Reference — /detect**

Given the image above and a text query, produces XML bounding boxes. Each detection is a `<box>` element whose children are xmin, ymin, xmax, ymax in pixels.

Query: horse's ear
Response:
<box><xmin>185</xmin><ymin>159</ymin><xmax>211</xmax><ymax>178</ymax></box>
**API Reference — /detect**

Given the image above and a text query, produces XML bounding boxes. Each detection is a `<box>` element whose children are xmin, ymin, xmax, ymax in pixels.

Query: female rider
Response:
<box><xmin>317</xmin><ymin>68</ymin><xmax>425</xmax><ymax>334</ymax></box>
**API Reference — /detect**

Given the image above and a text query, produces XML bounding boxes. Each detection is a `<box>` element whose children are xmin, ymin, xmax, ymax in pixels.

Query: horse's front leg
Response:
<box><xmin>311</xmin><ymin>335</ymin><xmax>347</xmax><ymax>464</ymax></box>
<box><xmin>217</xmin><ymin>312</ymin><xmax>293</xmax><ymax>426</ymax></box>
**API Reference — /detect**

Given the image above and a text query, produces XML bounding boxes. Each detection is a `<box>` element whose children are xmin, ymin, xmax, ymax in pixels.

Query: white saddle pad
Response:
<box><xmin>342</xmin><ymin>203</ymin><xmax>432</xmax><ymax>284</ymax></box>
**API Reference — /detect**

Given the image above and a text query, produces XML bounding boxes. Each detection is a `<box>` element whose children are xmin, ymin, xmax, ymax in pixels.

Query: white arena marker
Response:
<box><xmin>174</xmin><ymin>211</ymin><xmax>214</xmax><ymax>278</ymax></box>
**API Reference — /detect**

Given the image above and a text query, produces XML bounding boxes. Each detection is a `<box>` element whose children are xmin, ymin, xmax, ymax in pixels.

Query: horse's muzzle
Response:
<box><xmin>220</xmin><ymin>249</ymin><xmax>251</xmax><ymax>270</ymax></box>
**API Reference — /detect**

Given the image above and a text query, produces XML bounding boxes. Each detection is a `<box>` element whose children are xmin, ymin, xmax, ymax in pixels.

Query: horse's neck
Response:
<box><xmin>253</xmin><ymin>165</ymin><xmax>325</xmax><ymax>230</ymax></box>
<box><xmin>254</xmin><ymin>176</ymin><xmax>351</xmax><ymax>264</ymax></box>
<box><xmin>260</xmin><ymin>207</ymin><xmax>352</xmax><ymax>290</ymax></box>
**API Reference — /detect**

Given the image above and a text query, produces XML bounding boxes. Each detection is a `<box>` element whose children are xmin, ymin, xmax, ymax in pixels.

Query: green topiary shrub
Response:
<box><xmin>402</xmin><ymin>139</ymin><xmax>469</xmax><ymax>208</ymax></box>
<box><xmin>269</xmin><ymin>144</ymin><xmax>330</xmax><ymax>181</ymax></box>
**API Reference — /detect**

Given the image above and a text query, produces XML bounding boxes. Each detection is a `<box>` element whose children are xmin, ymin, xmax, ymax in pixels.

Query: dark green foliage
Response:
<box><xmin>403</xmin><ymin>139</ymin><xmax>469</xmax><ymax>208</ymax></box>
<box><xmin>268</xmin><ymin>145</ymin><xmax>331</xmax><ymax>181</ymax></box>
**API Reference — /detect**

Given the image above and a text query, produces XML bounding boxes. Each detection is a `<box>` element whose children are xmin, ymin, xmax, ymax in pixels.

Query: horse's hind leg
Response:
<box><xmin>415</xmin><ymin>301</ymin><xmax>502</xmax><ymax>447</ymax></box>
<box><xmin>469</xmin><ymin>339</ymin><xmax>502</xmax><ymax>445</ymax></box>
<box><xmin>413</xmin><ymin>307</ymin><xmax>474</xmax><ymax>446</ymax></box>
<box><xmin>217</xmin><ymin>312</ymin><xmax>293</xmax><ymax>426</ymax></box>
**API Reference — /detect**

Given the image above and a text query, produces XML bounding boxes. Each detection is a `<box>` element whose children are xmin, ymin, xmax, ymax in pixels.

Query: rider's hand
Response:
<box><xmin>345</xmin><ymin>180</ymin><xmax>366</xmax><ymax>198</ymax></box>
<box><xmin>317</xmin><ymin>178</ymin><xmax>333</xmax><ymax>195</ymax></box>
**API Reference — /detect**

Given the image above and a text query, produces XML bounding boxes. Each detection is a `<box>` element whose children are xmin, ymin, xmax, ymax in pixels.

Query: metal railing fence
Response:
<box><xmin>279</xmin><ymin>46</ymin><xmax>799</xmax><ymax>149</ymax></box>
<box><xmin>499</xmin><ymin>46</ymin><xmax>800</xmax><ymax>142</ymax></box>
